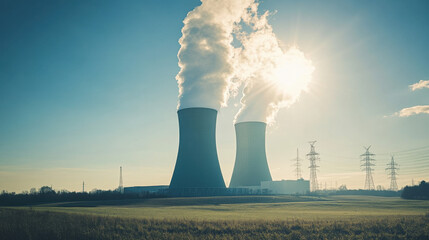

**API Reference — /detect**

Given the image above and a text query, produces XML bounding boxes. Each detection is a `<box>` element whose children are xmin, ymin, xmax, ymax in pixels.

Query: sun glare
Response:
<box><xmin>273</xmin><ymin>47</ymin><xmax>315</xmax><ymax>97</ymax></box>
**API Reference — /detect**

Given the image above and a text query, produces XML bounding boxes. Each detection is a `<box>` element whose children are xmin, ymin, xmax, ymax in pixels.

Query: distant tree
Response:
<box><xmin>39</xmin><ymin>186</ymin><xmax>54</xmax><ymax>194</ymax></box>
<box><xmin>30</xmin><ymin>188</ymin><xmax>37</xmax><ymax>194</ymax></box>
<box><xmin>90</xmin><ymin>189</ymin><xmax>102</xmax><ymax>194</ymax></box>
<box><xmin>401</xmin><ymin>181</ymin><xmax>429</xmax><ymax>200</ymax></box>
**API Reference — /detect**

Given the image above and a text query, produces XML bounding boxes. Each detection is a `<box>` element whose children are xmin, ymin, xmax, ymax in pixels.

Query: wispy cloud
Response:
<box><xmin>394</xmin><ymin>105</ymin><xmax>429</xmax><ymax>117</ymax></box>
<box><xmin>409</xmin><ymin>80</ymin><xmax>429</xmax><ymax>91</ymax></box>
<box><xmin>389</xmin><ymin>80</ymin><xmax>429</xmax><ymax>117</ymax></box>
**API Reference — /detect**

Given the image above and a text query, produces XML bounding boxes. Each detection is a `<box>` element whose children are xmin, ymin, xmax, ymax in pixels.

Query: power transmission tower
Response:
<box><xmin>82</xmin><ymin>181</ymin><xmax>85</xmax><ymax>193</ymax></box>
<box><xmin>386</xmin><ymin>156</ymin><xmax>399</xmax><ymax>191</ymax></box>
<box><xmin>361</xmin><ymin>146</ymin><xmax>376</xmax><ymax>190</ymax></box>
<box><xmin>291</xmin><ymin>148</ymin><xmax>303</xmax><ymax>180</ymax></box>
<box><xmin>307</xmin><ymin>141</ymin><xmax>320</xmax><ymax>191</ymax></box>
<box><xmin>118</xmin><ymin>166</ymin><xmax>124</xmax><ymax>194</ymax></box>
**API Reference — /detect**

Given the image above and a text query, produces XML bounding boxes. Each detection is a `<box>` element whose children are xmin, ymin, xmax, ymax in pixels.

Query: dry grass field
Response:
<box><xmin>1</xmin><ymin>195</ymin><xmax>429</xmax><ymax>239</ymax></box>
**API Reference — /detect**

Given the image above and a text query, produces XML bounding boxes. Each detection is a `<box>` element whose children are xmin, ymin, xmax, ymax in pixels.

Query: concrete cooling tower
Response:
<box><xmin>169</xmin><ymin>107</ymin><xmax>226</xmax><ymax>189</ymax></box>
<box><xmin>229</xmin><ymin>121</ymin><xmax>272</xmax><ymax>187</ymax></box>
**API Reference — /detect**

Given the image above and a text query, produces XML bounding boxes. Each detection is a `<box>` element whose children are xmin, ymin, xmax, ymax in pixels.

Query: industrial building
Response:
<box><xmin>124</xmin><ymin>185</ymin><xmax>168</xmax><ymax>194</ymax></box>
<box><xmin>128</xmin><ymin>180</ymin><xmax>309</xmax><ymax>196</ymax></box>
<box><xmin>261</xmin><ymin>179</ymin><xmax>310</xmax><ymax>194</ymax></box>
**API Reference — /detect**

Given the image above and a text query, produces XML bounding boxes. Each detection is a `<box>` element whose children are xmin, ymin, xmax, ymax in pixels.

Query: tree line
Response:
<box><xmin>0</xmin><ymin>186</ymin><xmax>165</xmax><ymax>206</ymax></box>
<box><xmin>401</xmin><ymin>181</ymin><xmax>429</xmax><ymax>200</ymax></box>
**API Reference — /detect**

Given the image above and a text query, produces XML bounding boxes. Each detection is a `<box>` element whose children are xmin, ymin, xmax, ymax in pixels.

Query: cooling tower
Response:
<box><xmin>169</xmin><ymin>107</ymin><xmax>226</xmax><ymax>189</ymax></box>
<box><xmin>229</xmin><ymin>121</ymin><xmax>272</xmax><ymax>187</ymax></box>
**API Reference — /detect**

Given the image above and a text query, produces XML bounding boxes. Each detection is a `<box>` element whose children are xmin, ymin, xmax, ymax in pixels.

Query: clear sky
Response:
<box><xmin>1</xmin><ymin>0</ymin><xmax>428</xmax><ymax>193</ymax></box>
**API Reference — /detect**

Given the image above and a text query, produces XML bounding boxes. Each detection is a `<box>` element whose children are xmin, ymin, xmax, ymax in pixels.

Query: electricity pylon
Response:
<box><xmin>386</xmin><ymin>155</ymin><xmax>399</xmax><ymax>191</ymax></box>
<box><xmin>307</xmin><ymin>141</ymin><xmax>320</xmax><ymax>191</ymax></box>
<box><xmin>361</xmin><ymin>146</ymin><xmax>375</xmax><ymax>190</ymax></box>
<box><xmin>291</xmin><ymin>148</ymin><xmax>303</xmax><ymax>180</ymax></box>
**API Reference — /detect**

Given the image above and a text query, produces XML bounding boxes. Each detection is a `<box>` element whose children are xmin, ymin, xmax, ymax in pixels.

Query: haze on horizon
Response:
<box><xmin>0</xmin><ymin>0</ymin><xmax>428</xmax><ymax>193</ymax></box>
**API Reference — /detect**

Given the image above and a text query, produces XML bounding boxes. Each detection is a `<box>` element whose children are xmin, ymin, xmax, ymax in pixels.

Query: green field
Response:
<box><xmin>24</xmin><ymin>195</ymin><xmax>429</xmax><ymax>220</ymax></box>
<box><xmin>2</xmin><ymin>195</ymin><xmax>429</xmax><ymax>239</ymax></box>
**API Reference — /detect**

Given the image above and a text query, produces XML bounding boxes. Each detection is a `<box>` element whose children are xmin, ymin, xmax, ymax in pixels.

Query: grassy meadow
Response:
<box><xmin>25</xmin><ymin>195</ymin><xmax>429</xmax><ymax>220</ymax></box>
<box><xmin>1</xmin><ymin>195</ymin><xmax>429</xmax><ymax>239</ymax></box>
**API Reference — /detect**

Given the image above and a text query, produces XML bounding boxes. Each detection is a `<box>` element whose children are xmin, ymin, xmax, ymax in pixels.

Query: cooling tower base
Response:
<box><xmin>166</xmin><ymin>187</ymin><xmax>264</xmax><ymax>197</ymax></box>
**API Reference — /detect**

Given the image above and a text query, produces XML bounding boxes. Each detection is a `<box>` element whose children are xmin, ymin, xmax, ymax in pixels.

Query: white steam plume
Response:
<box><xmin>176</xmin><ymin>0</ymin><xmax>253</xmax><ymax>110</ymax></box>
<box><xmin>233</xmin><ymin>5</ymin><xmax>315</xmax><ymax>124</ymax></box>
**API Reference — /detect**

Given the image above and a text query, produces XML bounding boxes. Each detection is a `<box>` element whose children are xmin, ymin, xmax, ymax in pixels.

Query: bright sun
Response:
<box><xmin>272</xmin><ymin>47</ymin><xmax>315</xmax><ymax>97</ymax></box>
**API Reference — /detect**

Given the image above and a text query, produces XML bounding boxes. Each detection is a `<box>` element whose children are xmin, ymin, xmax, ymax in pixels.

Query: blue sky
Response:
<box><xmin>1</xmin><ymin>0</ymin><xmax>428</xmax><ymax>192</ymax></box>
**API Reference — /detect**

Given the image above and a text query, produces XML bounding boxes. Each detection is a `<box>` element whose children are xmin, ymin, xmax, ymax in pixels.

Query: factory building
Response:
<box><xmin>124</xmin><ymin>185</ymin><xmax>168</xmax><ymax>194</ymax></box>
<box><xmin>229</xmin><ymin>179</ymin><xmax>310</xmax><ymax>195</ymax></box>
<box><xmin>261</xmin><ymin>179</ymin><xmax>310</xmax><ymax>194</ymax></box>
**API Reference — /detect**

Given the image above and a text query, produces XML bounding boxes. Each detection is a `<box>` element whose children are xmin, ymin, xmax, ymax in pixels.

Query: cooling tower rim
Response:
<box><xmin>234</xmin><ymin>121</ymin><xmax>267</xmax><ymax>126</ymax></box>
<box><xmin>177</xmin><ymin>107</ymin><xmax>218</xmax><ymax>113</ymax></box>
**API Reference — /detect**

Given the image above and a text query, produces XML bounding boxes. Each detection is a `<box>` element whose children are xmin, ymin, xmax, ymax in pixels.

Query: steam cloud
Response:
<box><xmin>176</xmin><ymin>0</ymin><xmax>253</xmax><ymax>110</ymax></box>
<box><xmin>233</xmin><ymin>5</ymin><xmax>315</xmax><ymax>124</ymax></box>
<box><xmin>177</xmin><ymin>0</ymin><xmax>314</xmax><ymax>124</ymax></box>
